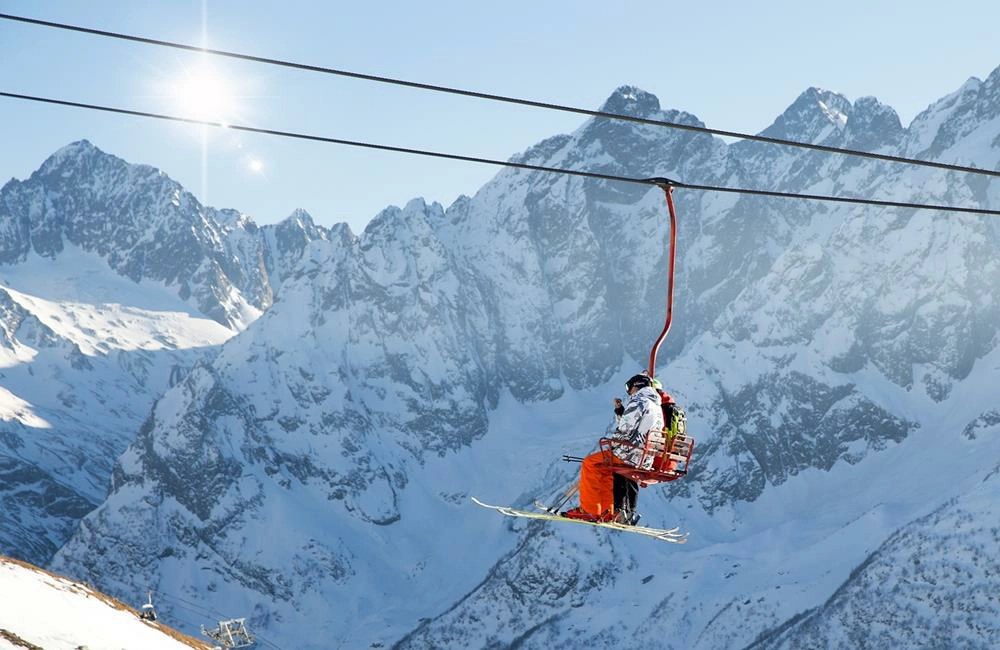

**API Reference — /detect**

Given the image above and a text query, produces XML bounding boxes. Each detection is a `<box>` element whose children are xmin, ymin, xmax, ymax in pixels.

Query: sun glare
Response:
<box><xmin>152</xmin><ymin>53</ymin><xmax>264</xmax><ymax>192</ymax></box>
<box><xmin>169</xmin><ymin>65</ymin><xmax>236</xmax><ymax>123</ymax></box>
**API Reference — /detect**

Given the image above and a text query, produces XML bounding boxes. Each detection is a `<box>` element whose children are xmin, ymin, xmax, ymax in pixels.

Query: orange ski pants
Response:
<box><xmin>579</xmin><ymin>450</ymin><xmax>626</xmax><ymax>515</ymax></box>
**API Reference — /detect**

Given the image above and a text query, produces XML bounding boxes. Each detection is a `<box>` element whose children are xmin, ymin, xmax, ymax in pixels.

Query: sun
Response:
<box><xmin>168</xmin><ymin>64</ymin><xmax>236</xmax><ymax>123</ymax></box>
<box><xmin>152</xmin><ymin>57</ymin><xmax>263</xmax><ymax>192</ymax></box>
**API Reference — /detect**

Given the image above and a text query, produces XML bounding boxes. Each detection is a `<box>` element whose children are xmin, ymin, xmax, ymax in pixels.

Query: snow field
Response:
<box><xmin>0</xmin><ymin>557</ymin><xmax>209</xmax><ymax>650</ymax></box>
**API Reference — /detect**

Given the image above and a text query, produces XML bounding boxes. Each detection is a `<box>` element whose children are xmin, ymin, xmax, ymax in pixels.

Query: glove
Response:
<box><xmin>613</xmin><ymin>398</ymin><xmax>624</xmax><ymax>417</ymax></box>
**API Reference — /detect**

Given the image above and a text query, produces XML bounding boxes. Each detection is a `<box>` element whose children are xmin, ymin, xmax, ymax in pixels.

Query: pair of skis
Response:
<box><xmin>471</xmin><ymin>497</ymin><xmax>688</xmax><ymax>543</ymax></box>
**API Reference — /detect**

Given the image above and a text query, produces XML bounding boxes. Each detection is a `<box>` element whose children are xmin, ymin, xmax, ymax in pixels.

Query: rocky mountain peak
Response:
<box><xmin>0</xmin><ymin>140</ymin><xmax>332</xmax><ymax>330</ymax></box>
<box><xmin>760</xmin><ymin>87</ymin><xmax>852</xmax><ymax>144</ymax></box>
<box><xmin>284</xmin><ymin>208</ymin><xmax>317</xmax><ymax>229</ymax></box>
<box><xmin>905</xmin><ymin>71</ymin><xmax>999</xmax><ymax>159</ymax></box>
<box><xmin>599</xmin><ymin>84</ymin><xmax>662</xmax><ymax>117</ymax></box>
<box><xmin>843</xmin><ymin>95</ymin><xmax>904</xmax><ymax>149</ymax></box>
<box><xmin>362</xmin><ymin>197</ymin><xmax>444</xmax><ymax>243</ymax></box>
<box><xmin>327</xmin><ymin>221</ymin><xmax>355</xmax><ymax>245</ymax></box>
<box><xmin>36</xmin><ymin>139</ymin><xmax>103</xmax><ymax>172</ymax></box>
<box><xmin>258</xmin><ymin>209</ymin><xmax>330</xmax><ymax>292</ymax></box>
<box><xmin>270</xmin><ymin>208</ymin><xmax>327</xmax><ymax>244</ymax></box>
<box><xmin>984</xmin><ymin>64</ymin><xmax>1000</xmax><ymax>92</ymax></box>
<box><xmin>33</xmin><ymin>139</ymin><xmax>163</xmax><ymax>191</ymax></box>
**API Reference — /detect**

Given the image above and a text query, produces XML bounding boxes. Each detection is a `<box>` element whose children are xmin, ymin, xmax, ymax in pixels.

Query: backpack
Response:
<box><xmin>663</xmin><ymin>402</ymin><xmax>686</xmax><ymax>443</ymax></box>
<box><xmin>657</xmin><ymin>389</ymin><xmax>686</xmax><ymax>444</ymax></box>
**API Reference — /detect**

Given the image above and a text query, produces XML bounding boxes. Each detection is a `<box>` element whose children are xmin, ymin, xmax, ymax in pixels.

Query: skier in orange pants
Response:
<box><xmin>578</xmin><ymin>450</ymin><xmax>628</xmax><ymax>516</ymax></box>
<box><xmin>564</xmin><ymin>373</ymin><xmax>665</xmax><ymax>523</ymax></box>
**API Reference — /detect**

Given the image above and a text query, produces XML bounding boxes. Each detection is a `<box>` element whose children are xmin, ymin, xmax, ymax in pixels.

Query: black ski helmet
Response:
<box><xmin>625</xmin><ymin>373</ymin><xmax>652</xmax><ymax>392</ymax></box>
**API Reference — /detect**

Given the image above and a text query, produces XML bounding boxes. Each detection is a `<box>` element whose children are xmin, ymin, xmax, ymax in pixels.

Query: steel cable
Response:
<box><xmin>2</xmin><ymin>12</ymin><xmax>998</xmax><ymax>180</ymax></box>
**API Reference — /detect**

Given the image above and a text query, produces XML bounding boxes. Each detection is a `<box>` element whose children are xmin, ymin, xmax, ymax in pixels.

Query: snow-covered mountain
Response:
<box><xmin>0</xmin><ymin>250</ymin><xmax>233</xmax><ymax>566</ymax></box>
<box><xmin>0</xmin><ymin>145</ymin><xmax>329</xmax><ymax>566</ymax></box>
<box><xmin>18</xmin><ymin>65</ymin><xmax>1000</xmax><ymax>648</ymax></box>
<box><xmin>0</xmin><ymin>555</ymin><xmax>212</xmax><ymax>650</ymax></box>
<box><xmin>0</xmin><ymin>141</ymin><xmax>333</xmax><ymax>329</ymax></box>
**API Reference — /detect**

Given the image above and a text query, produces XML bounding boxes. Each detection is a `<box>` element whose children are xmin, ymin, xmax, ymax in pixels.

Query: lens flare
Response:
<box><xmin>169</xmin><ymin>65</ymin><xmax>235</xmax><ymax>122</ymax></box>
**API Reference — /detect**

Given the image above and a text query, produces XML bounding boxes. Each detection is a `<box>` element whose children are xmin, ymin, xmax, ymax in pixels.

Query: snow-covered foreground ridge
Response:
<box><xmin>0</xmin><ymin>555</ymin><xmax>210</xmax><ymax>650</ymax></box>
<box><xmin>9</xmin><ymin>64</ymin><xmax>1000</xmax><ymax>648</ymax></box>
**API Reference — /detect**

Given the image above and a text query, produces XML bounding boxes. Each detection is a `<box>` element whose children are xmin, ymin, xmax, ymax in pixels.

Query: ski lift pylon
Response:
<box><xmin>201</xmin><ymin>618</ymin><xmax>255</xmax><ymax>649</ymax></box>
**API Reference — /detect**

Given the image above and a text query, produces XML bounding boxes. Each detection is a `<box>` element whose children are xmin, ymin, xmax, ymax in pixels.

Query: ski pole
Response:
<box><xmin>548</xmin><ymin>482</ymin><xmax>579</xmax><ymax>514</ymax></box>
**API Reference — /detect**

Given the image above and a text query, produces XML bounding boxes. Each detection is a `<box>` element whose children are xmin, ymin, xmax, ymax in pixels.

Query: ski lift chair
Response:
<box><xmin>599</xmin><ymin>428</ymin><xmax>694</xmax><ymax>488</ymax></box>
<box><xmin>139</xmin><ymin>591</ymin><xmax>157</xmax><ymax>621</ymax></box>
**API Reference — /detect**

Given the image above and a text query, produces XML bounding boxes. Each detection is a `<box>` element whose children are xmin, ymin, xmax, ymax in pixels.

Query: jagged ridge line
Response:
<box><xmin>2</xmin><ymin>11</ymin><xmax>999</xmax><ymax>180</ymax></box>
<box><xmin>3</xmin><ymin>90</ymin><xmax>1000</xmax><ymax>217</ymax></box>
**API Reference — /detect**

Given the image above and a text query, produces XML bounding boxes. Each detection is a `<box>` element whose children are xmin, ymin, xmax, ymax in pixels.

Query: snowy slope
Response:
<box><xmin>43</xmin><ymin>65</ymin><xmax>1000</xmax><ymax>650</ymax></box>
<box><xmin>0</xmin><ymin>248</ymin><xmax>234</xmax><ymax>565</ymax></box>
<box><xmin>749</xmin><ymin>470</ymin><xmax>1000</xmax><ymax>649</ymax></box>
<box><xmin>0</xmin><ymin>555</ymin><xmax>211</xmax><ymax>650</ymax></box>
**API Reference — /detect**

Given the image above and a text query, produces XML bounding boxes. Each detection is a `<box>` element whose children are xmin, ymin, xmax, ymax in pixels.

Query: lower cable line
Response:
<box><xmin>2</xmin><ymin>90</ymin><xmax>998</xmax><ymax>217</ymax></box>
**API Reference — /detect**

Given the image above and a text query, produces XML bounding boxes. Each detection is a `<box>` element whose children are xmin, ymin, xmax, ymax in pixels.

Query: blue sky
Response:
<box><xmin>1</xmin><ymin>0</ymin><xmax>998</xmax><ymax>232</ymax></box>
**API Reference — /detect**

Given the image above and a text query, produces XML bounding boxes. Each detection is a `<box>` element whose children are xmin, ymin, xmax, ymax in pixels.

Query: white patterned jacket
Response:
<box><xmin>610</xmin><ymin>386</ymin><xmax>666</xmax><ymax>469</ymax></box>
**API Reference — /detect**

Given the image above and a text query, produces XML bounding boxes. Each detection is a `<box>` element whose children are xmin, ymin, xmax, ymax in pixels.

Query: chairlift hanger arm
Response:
<box><xmin>647</xmin><ymin>182</ymin><xmax>678</xmax><ymax>378</ymax></box>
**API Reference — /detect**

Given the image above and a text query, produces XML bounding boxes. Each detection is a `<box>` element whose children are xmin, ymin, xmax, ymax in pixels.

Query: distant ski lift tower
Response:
<box><xmin>201</xmin><ymin>618</ymin><xmax>255</xmax><ymax>648</ymax></box>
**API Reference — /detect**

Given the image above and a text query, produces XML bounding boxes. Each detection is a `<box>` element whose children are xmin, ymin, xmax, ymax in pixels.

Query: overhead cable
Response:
<box><xmin>1</xmin><ymin>11</ymin><xmax>999</xmax><ymax>181</ymax></box>
<box><xmin>3</xmin><ymin>90</ymin><xmax>999</xmax><ymax>217</ymax></box>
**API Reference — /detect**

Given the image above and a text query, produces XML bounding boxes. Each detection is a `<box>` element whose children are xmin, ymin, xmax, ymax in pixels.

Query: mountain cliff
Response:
<box><xmin>0</xmin><ymin>145</ymin><xmax>328</xmax><ymax>565</ymax></box>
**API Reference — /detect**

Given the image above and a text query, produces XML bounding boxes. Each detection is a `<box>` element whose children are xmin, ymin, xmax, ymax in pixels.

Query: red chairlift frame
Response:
<box><xmin>605</xmin><ymin>183</ymin><xmax>693</xmax><ymax>486</ymax></box>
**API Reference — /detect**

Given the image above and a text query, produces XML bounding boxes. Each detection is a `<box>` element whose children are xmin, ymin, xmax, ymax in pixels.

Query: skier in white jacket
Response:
<box><xmin>563</xmin><ymin>373</ymin><xmax>665</xmax><ymax>523</ymax></box>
